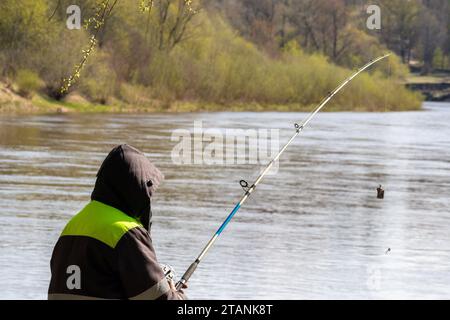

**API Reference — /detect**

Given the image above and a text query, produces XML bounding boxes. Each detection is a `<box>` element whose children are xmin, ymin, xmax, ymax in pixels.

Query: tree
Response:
<box><xmin>0</xmin><ymin>0</ymin><xmax>50</xmax><ymax>76</ymax></box>
<box><xmin>418</xmin><ymin>0</ymin><xmax>449</xmax><ymax>73</ymax></box>
<box><xmin>289</xmin><ymin>0</ymin><xmax>351</xmax><ymax>62</ymax></box>
<box><xmin>152</xmin><ymin>0</ymin><xmax>200</xmax><ymax>51</ymax></box>
<box><xmin>56</xmin><ymin>0</ymin><xmax>201</xmax><ymax>95</ymax></box>
<box><xmin>239</xmin><ymin>0</ymin><xmax>281</xmax><ymax>51</ymax></box>
<box><xmin>378</xmin><ymin>0</ymin><xmax>421</xmax><ymax>64</ymax></box>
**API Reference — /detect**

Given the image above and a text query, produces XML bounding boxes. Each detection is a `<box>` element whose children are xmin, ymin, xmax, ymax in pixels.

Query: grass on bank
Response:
<box><xmin>405</xmin><ymin>73</ymin><xmax>450</xmax><ymax>85</ymax></box>
<box><xmin>0</xmin><ymin>76</ymin><xmax>423</xmax><ymax>115</ymax></box>
<box><xmin>1</xmin><ymin>92</ymin><xmax>422</xmax><ymax>115</ymax></box>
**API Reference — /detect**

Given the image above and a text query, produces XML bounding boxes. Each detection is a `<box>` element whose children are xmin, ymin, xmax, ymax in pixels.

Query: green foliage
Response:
<box><xmin>0</xmin><ymin>0</ymin><xmax>50</xmax><ymax>75</ymax></box>
<box><xmin>432</xmin><ymin>48</ymin><xmax>446</xmax><ymax>70</ymax></box>
<box><xmin>0</xmin><ymin>0</ymin><xmax>422</xmax><ymax>112</ymax></box>
<box><xmin>0</xmin><ymin>0</ymin><xmax>91</xmax><ymax>99</ymax></box>
<box><xmin>79</xmin><ymin>54</ymin><xmax>117</xmax><ymax>104</ymax></box>
<box><xmin>38</xmin><ymin>27</ymin><xmax>90</xmax><ymax>99</ymax></box>
<box><xmin>128</xmin><ymin>14</ymin><xmax>421</xmax><ymax>110</ymax></box>
<box><xmin>118</xmin><ymin>83</ymin><xmax>153</xmax><ymax>107</ymax></box>
<box><xmin>15</xmin><ymin>69</ymin><xmax>43</xmax><ymax>97</ymax></box>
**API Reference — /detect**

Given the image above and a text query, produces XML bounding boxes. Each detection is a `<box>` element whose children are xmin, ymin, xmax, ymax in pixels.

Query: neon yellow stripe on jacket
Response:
<box><xmin>61</xmin><ymin>200</ymin><xmax>143</xmax><ymax>248</ymax></box>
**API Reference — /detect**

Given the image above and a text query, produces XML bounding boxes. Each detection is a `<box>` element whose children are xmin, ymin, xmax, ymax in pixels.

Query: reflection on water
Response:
<box><xmin>1</xmin><ymin>102</ymin><xmax>450</xmax><ymax>299</ymax></box>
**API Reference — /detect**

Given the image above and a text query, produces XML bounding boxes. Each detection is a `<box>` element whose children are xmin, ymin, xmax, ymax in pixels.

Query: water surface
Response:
<box><xmin>0</xmin><ymin>102</ymin><xmax>449</xmax><ymax>299</ymax></box>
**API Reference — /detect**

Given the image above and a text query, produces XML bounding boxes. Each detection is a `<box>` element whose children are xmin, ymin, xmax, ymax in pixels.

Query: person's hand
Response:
<box><xmin>168</xmin><ymin>280</ymin><xmax>188</xmax><ymax>294</ymax></box>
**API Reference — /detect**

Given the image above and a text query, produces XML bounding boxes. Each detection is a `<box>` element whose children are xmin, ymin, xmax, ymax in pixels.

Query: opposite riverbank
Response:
<box><xmin>0</xmin><ymin>81</ymin><xmax>423</xmax><ymax>115</ymax></box>
<box><xmin>405</xmin><ymin>73</ymin><xmax>450</xmax><ymax>102</ymax></box>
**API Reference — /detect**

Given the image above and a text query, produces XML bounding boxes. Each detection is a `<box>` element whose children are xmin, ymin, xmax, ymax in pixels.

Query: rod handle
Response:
<box><xmin>175</xmin><ymin>259</ymin><xmax>199</xmax><ymax>291</ymax></box>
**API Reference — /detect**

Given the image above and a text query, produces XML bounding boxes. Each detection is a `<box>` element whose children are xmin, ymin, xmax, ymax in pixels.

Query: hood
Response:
<box><xmin>91</xmin><ymin>144</ymin><xmax>164</xmax><ymax>231</ymax></box>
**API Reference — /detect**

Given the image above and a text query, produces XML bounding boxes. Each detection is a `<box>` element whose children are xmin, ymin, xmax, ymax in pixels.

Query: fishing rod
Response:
<box><xmin>175</xmin><ymin>53</ymin><xmax>391</xmax><ymax>290</ymax></box>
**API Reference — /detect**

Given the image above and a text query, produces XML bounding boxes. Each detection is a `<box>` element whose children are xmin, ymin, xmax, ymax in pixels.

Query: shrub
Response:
<box><xmin>15</xmin><ymin>69</ymin><xmax>43</xmax><ymax>98</ymax></box>
<box><xmin>132</xmin><ymin>14</ymin><xmax>422</xmax><ymax>111</ymax></box>
<box><xmin>118</xmin><ymin>83</ymin><xmax>153</xmax><ymax>107</ymax></box>
<box><xmin>79</xmin><ymin>53</ymin><xmax>117</xmax><ymax>105</ymax></box>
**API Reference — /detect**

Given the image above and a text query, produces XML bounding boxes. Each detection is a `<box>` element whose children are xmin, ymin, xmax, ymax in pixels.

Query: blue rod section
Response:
<box><xmin>216</xmin><ymin>203</ymin><xmax>241</xmax><ymax>235</ymax></box>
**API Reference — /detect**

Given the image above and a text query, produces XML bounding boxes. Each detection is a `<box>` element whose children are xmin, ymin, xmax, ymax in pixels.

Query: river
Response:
<box><xmin>0</xmin><ymin>102</ymin><xmax>449</xmax><ymax>299</ymax></box>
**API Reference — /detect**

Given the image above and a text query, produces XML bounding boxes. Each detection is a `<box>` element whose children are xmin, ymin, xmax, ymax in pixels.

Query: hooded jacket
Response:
<box><xmin>48</xmin><ymin>144</ymin><xmax>184</xmax><ymax>300</ymax></box>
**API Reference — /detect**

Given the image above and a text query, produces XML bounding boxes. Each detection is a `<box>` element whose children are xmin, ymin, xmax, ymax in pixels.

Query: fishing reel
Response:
<box><xmin>160</xmin><ymin>263</ymin><xmax>177</xmax><ymax>282</ymax></box>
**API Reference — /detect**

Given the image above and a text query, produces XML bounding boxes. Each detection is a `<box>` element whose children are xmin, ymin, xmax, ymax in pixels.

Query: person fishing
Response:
<box><xmin>48</xmin><ymin>144</ymin><xmax>186</xmax><ymax>300</ymax></box>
